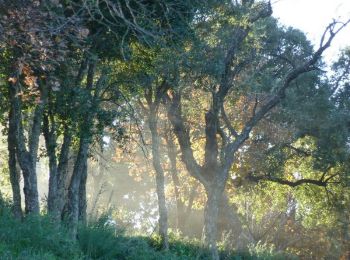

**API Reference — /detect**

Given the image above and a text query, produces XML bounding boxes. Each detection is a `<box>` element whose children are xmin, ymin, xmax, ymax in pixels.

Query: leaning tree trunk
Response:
<box><xmin>149</xmin><ymin>113</ymin><xmax>169</xmax><ymax>250</ymax></box>
<box><xmin>7</xmin><ymin>106</ymin><xmax>22</xmax><ymax>219</ymax></box>
<box><xmin>66</xmin><ymin>58</ymin><xmax>97</xmax><ymax>236</ymax></box>
<box><xmin>78</xmin><ymin>160</ymin><xmax>88</xmax><ymax>224</ymax></box>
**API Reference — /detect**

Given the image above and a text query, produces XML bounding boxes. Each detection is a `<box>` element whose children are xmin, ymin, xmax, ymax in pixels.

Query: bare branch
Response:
<box><xmin>248</xmin><ymin>174</ymin><xmax>328</xmax><ymax>187</ymax></box>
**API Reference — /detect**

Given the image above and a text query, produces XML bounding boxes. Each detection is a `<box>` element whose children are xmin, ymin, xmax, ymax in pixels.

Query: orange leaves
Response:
<box><xmin>23</xmin><ymin>75</ymin><xmax>38</xmax><ymax>89</ymax></box>
<box><xmin>1</xmin><ymin>1</ymin><xmax>89</xmax><ymax>79</ymax></box>
<box><xmin>8</xmin><ymin>77</ymin><xmax>17</xmax><ymax>84</ymax></box>
<box><xmin>22</xmin><ymin>64</ymin><xmax>40</xmax><ymax>97</ymax></box>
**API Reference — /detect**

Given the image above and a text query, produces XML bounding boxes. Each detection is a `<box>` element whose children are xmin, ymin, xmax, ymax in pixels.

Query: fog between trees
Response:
<box><xmin>0</xmin><ymin>1</ymin><xmax>350</xmax><ymax>259</ymax></box>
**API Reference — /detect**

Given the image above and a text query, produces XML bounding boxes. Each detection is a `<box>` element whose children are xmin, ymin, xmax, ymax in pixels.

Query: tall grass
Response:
<box><xmin>0</xmin><ymin>198</ymin><xmax>298</xmax><ymax>259</ymax></box>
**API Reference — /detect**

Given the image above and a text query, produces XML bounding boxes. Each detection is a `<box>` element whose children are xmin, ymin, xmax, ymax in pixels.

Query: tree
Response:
<box><xmin>162</xmin><ymin>1</ymin><xmax>349</xmax><ymax>257</ymax></box>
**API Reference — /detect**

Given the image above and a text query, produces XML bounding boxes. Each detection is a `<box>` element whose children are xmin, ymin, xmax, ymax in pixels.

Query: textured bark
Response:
<box><xmin>8</xmin><ymin>73</ymin><xmax>44</xmax><ymax>214</ymax></box>
<box><xmin>57</xmin><ymin>130</ymin><xmax>73</xmax><ymax>218</ymax></box>
<box><xmin>67</xmin><ymin>138</ymin><xmax>89</xmax><ymax>238</ymax></box>
<box><xmin>203</xmin><ymin>186</ymin><xmax>222</xmax><ymax>260</ymax></box>
<box><xmin>66</xmin><ymin>59</ymin><xmax>99</xmax><ymax>237</ymax></box>
<box><xmin>43</xmin><ymin>113</ymin><xmax>58</xmax><ymax>218</ymax></box>
<box><xmin>78</xmin><ymin>160</ymin><xmax>88</xmax><ymax>224</ymax></box>
<box><xmin>44</xmin><ymin>111</ymin><xmax>73</xmax><ymax>221</ymax></box>
<box><xmin>19</xmin><ymin>153</ymin><xmax>39</xmax><ymax>214</ymax></box>
<box><xmin>45</xmin><ymin>56</ymin><xmax>88</xmax><ymax>220</ymax></box>
<box><xmin>7</xmin><ymin>106</ymin><xmax>22</xmax><ymax>219</ymax></box>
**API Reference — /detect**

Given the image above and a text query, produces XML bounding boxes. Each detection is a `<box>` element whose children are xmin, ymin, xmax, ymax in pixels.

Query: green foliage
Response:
<box><xmin>0</xmin><ymin>201</ymin><xmax>82</xmax><ymax>259</ymax></box>
<box><xmin>0</xmin><ymin>201</ymin><xmax>298</xmax><ymax>259</ymax></box>
<box><xmin>246</xmin><ymin>242</ymin><xmax>297</xmax><ymax>260</ymax></box>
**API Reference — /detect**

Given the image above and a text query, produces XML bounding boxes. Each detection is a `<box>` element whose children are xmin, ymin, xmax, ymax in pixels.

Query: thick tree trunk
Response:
<box><xmin>57</xmin><ymin>130</ymin><xmax>72</xmax><ymax>217</ymax></box>
<box><xmin>203</xmin><ymin>186</ymin><xmax>222</xmax><ymax>260</ymax></box>
<box><xmin>18</xmin><ymin>152</ymin><xmax>39</xmax><ymax>214</ymax></box>
<box><xmin>149</xmin><ymin>114</ymin><xmax>169</xmax><ymax>250</ymax></box>
<box><xmin>45</xmin><ymin>114</ymin><xmax>73</xmax><ymax>221</ymax></box>
<box><xmin>7</xmin><ymin>107</ymin><xmax>22</xmax><ymax>219</ymax></box>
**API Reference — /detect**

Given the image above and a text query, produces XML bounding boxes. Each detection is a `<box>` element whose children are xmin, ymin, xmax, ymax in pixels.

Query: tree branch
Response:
<box><xmin>164</xmin><ymin>91</ymin><xmax>207</xmax><ymax>185</ymax></box>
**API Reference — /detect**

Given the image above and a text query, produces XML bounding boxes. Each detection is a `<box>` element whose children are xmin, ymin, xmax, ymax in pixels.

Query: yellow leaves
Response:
<box><xmin>23</xmin><ymin>75</ymin><xmax>38</xmax><ymax>89</ymax></box>
<box><xmin>8</xmin><ymin>77</ymin><xmax>17</xmax><ymax>84</ymax></box>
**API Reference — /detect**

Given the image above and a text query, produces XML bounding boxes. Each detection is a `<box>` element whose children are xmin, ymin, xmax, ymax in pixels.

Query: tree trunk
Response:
<box><xmin>18</xmin><ymin>154</ymin><xmax>39</xmax><ymax>214</ymax></box>
<box><xmin>45</xmin><ymin>114</ymin><xmax>72</xmax><ymax>221</ymax></box>
<box><xmin>9</xmin><ymin>77</ymin><xmax>41</xmax><ymax>215</ymax></box>
<box><xmin>149</xmin><ymin>114</ymin><xmax>169</xmax><ymax>250</ymax></box>
<box><xmin>64</xmin><ymin>59</ymin><xmax>97</xmax><ymax>231</ymax></box>
<box><xmin>57</xmin><ymin>129</ymin><xmax>72</xmax><ymax>218</ymax></box>
<box><xmin>203</xmin><ymin>185</ymin><xmax>223</xmax><ymax>260</ymax></box>
<box><xmin>66</xmin><ymin>138</ymin><xmax>89</xmax><ymax>238</ymax></box>
<box><xmin>78</xmin><ymin>160</ymin><xmax>88</xmax><ymax>224</ymax></box>
<box><xmin>7</xmin><ymin>107</ymin><xmax>22</xmax><ymax>219</ymax></box>
<box><xmin>43</xmin><ymin>113</ymin><xmax>59</xmax><ymax>219</ymax></box>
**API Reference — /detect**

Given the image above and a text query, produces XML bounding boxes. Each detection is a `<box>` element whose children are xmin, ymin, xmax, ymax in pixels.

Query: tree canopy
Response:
<box><xmin>0</xmin><ymin>0</ymin><xmax>349</xmax><ymax>259</ymax></box>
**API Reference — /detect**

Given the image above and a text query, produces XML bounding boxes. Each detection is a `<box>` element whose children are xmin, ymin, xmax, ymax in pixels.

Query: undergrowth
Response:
<box><xmin>0</xmin><ymin>199</ymin><xmax>297</xmax><ymax>259</ymax></box>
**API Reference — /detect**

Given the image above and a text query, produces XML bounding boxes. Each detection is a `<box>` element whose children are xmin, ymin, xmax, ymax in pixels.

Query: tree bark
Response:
<box><xmin>8</xmin><ymin>74</ymin><xmax>43</xmax><ymax>215</ymax></box>
<box><xmin>66</xmin><ymin>138</ymin><xmax>89</xmax><ymax>238</ymax></box>
<box><xmin>45</xmin><ymin>55</ymin><xmax>88</xmax><ymax>220</ymax></box>
<box><xmin>7</xmin><ymin>106</ymin><xmax>22</xmax><ymax>219</ymax></box>
<box><xmin>44</xmin><ymin>112</ymin><xmax>73</xmax><ymax>221</ymax></box>
<box><xmin>78</xmin><ymin>159</ymin><xmax>88</xmax><ymax>224</ymax></box>
<box><xmin>203</xmin><ymin>185</ymin><xmax>222</xmax><ymax>260</ymax></box>
<box><xmin>43</xmin><ymin>113</ymin><xmax>59</xmax><ymax>219</ymax></box>
<box><xmin>66</xmin><ymin>59</ymin><xmax>98</xmax><ymax>237</ymax></box>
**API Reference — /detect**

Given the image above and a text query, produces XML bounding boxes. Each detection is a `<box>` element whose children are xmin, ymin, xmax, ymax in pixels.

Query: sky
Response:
<box><xmin>272</xmin><ymin>0</ymin><xmax>350</xmax><ymax>64</ymax></box>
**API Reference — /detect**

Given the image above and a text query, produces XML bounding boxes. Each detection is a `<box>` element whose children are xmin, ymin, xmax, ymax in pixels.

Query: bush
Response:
<box><xmin>0</xmin><ymin>201</ymin><xmax>299</xmax><ymax>259</ymax></box>
<box><xmin>0</xmin><ymin>201</ymin><xmax>81</xmax><ymax>259</ymax></box>
<box><xmin>77</xmin><ymin>214</ymin><xmax>167</xmax><ymax>259</ymax></box>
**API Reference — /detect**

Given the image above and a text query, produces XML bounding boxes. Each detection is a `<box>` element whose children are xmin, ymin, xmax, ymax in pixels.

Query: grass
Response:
<box><xmin>0</xmin><ymin>199</ymin><xmax>297</xmax><ymax>259</ymax></box>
